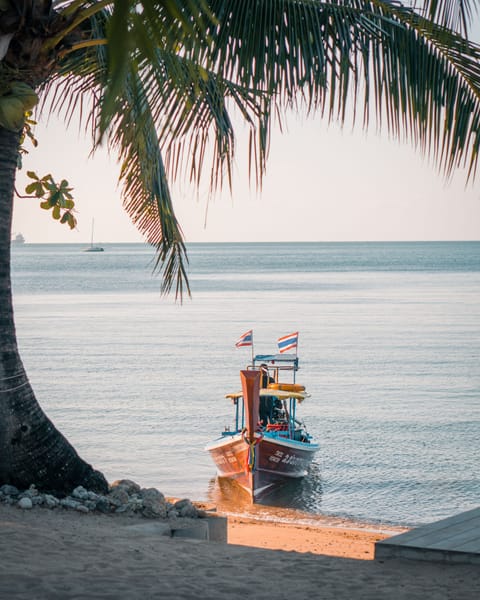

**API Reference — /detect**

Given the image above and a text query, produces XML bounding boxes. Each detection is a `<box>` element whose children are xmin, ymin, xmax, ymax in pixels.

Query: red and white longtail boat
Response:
<box><xmin>205</xmin><ymin>354</ymin><xmax>319</xmax><ymax>501</ymax></box>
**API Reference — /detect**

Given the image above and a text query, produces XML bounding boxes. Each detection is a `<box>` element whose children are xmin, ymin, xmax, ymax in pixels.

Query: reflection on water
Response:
<box><xmin>207</xmin><ymin>464</ymin><xmax>402</xmax><ymax>533</ymax></box>
<box><xmin>207</xmin><ymin>463</ymin><xmax>327</xmax><ymax>524</ymax></box>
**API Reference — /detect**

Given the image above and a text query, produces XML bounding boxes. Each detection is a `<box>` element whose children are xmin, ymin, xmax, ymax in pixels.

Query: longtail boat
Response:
<box><xmin>205</xmin><ymin>354</ymin><xmax>319</xmax><ymax>501</ymax></box>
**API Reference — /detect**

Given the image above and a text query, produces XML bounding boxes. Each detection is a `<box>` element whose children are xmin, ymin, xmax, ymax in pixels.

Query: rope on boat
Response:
<box><xmin>242</xmin><ymin>430</ymin><xmax>263</xmax><ymax>472</ymax></box>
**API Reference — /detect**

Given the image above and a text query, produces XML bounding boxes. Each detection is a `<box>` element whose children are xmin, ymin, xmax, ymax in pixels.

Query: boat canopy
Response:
<box><xmin>225</xmin><ymin>389</ymin><xmax>308</xmax><ymax>402</ymax></box>
<box><xmin>254</xmin><ymin>354</ymin><xmax>299</xmax><ymax>367</ymax></box>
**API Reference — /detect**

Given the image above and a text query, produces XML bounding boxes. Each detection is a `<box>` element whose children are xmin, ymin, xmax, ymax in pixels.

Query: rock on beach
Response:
<box><xmin>17</xmin><ymin>497</ymin><xmax>33</xmax><ymax>510</ymax></box>
<box><xmin>0</xmin><ymin>480</ymin><xmax>202</xmax><ymax>521</ymax></box>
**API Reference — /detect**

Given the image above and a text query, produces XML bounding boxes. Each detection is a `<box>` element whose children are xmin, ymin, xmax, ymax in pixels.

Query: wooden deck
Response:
<box><xmin>375</xmin><ymin>507</ymin><xmax>480</xmax><ymax>565</ymax></box>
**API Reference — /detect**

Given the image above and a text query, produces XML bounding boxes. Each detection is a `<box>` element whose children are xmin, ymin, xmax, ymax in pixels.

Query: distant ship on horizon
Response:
<box><xmin>11</xmin><ymin>233</ymin><xmax>25</xmax><ymax>245</ymax></box>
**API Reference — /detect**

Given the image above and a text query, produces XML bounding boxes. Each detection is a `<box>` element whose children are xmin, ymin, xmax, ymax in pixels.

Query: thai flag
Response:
<box><xmin>277</xmin><ymin>332</ymin><xmax>299</xmax><ymax>353</ymax></box>
<box><xmin>235</xmin><ymin>329</ymin><xmax>253</xmax><ymax>347</ymax></box>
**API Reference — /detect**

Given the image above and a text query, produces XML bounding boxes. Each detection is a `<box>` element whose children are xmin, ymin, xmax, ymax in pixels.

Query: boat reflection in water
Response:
<box><xmin>208</xmin><ymin>461</ymin><xmax>323</xmax><ymax>515</ymax></box>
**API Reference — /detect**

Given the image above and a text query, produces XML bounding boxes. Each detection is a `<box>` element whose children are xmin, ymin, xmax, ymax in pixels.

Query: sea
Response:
<box><xmin>10</xmin><ymin>241</ymin><xmax>480</xmax><ymax>529</ymax></box>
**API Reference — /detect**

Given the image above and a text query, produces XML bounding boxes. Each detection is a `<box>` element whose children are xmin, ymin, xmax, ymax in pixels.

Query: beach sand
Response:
<box><xmin>1</xmin><ymin>503</ymin><xmax>478</xmax><ymax>599</ymax></box>
<box><xmin>227</xmin><ymin>516</ymin><xmax>392</xmax><ymax>559</ymax></box>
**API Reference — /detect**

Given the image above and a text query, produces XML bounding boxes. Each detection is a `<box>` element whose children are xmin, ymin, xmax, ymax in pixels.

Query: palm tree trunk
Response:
<box><xmin>0</xmin><ymin>126</ymin><xmax>108</xmax><ymax>494</ymax></box>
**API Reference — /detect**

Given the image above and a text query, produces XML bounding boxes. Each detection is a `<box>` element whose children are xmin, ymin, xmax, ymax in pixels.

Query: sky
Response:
<box><xmin>12</xmin><ymin>105</ymin><xmax>480</xmax><ymax>245</ymax></box>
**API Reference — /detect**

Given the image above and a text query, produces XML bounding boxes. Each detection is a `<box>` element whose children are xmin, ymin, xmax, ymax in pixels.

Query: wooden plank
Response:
<box><xmin>375</xmin><ymin>508</ymin><xmax>480</xmax><ymax>565</ymax></box>
<box><xmin>426</xmin><ymin>528</ymin><xmax>480</xmax><ymax>550</ymax></box>
<box><xmin>377</xmin><ymin>508</ymin><xmax>480</xmax><ymax>547</ymax></box>
<box><xmin>455</xmin><ymin>537</ymin><xmax>480</xmax><ymax>552</ymax></box>
<box><xmin>395</xmin><ymin>519</ymin><xmax>480</xmax><ymax>548</ymax></box>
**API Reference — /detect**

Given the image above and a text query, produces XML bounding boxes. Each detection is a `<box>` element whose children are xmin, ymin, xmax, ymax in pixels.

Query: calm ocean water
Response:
<box><xmin>10</xmin><ymin>242</ymin><xmax>480</xmax><ymax>528</ymax></box>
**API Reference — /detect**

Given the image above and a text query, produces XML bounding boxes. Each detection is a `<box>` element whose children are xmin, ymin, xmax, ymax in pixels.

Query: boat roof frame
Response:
<box><xmin>225</xmin><ymin>389</ymin><xmax>307</xmax><ymax>402</ymax></box>
<box><xmin>252</xmin><ymin>354</ymin><xmax>299</xmax><ymax>371</ymax></box>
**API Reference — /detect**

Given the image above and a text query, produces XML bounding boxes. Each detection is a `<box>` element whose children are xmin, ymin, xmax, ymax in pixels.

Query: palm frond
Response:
<box><xmin>420</xmin><ymin>0</ymin><xmax>479</xmax><ymax>36</ymax></box>
<box><xmin>198</xmin><ymin>0</ymin><xmax>480</xmax><ymax>177</ymax></box>
<box><xmin>364</xmin><ymin>0</ymin><xmax>480</xmax><ymax>177</ymax></box>
<box><xmin>137</xmin><ymin>45</ymin><xmax>271</xmax><ymax>192</ymax></box>
<box><xmin>106</xmin><ymin>70</ymin><xmax>190</xmax><ymax>299</ymax></box>
<box><xmin>99</xmin><ymin>0</ymin><xmax>216</xmax><ymax>135</ymax></box>
<box><xmin>41</xmin><ymin>5</ymin><xmax>272</xmax><ymax>298</ymax></box>
<box><xmin>43</xmin><ymin>11</ymin><xmax>190</xmax><ymax>298</ymax></box>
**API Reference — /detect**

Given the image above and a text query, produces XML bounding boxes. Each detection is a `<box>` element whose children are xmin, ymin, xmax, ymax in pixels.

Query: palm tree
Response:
<box><xmin>1</xmin><ymin>0</ymin><xmax>479</xmax><ymax>494</ymax></box>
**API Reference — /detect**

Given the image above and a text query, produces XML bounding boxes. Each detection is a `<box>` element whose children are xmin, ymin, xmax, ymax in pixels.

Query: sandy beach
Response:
<box><xmin>227</xmin><ymin>516</ymin><xmax>393</xmax><ymax>559</ymax></box>
<box><xmin>1</xmin><ymin>504</ymin><xmax>479</xmax><ymax>599</ymax></box>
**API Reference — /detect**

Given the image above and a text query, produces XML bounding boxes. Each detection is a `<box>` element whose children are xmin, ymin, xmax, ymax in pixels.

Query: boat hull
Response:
<box><xmin>205</xmin><ymin>432</ymin><xmax>319</xmax><ymax>501</ymax></box>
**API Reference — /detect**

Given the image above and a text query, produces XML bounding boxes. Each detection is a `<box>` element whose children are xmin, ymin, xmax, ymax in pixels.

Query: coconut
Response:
<box><xmin>0</xmin><ymin>95</ymin><xmax>26</xmax><ymax>131</ymax></box>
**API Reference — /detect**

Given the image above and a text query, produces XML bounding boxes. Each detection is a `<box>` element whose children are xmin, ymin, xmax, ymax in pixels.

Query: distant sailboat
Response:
<box><xmin>84</xmin><ymin>219</ymin><xmax>104</xmax><ymax>252</ymax></box>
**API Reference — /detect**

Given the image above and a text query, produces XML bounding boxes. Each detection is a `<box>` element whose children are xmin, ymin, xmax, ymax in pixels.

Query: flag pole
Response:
<box><xmin>295</xmin><ymin>332</ymin><xmax>299</xmax><ymax>382</ymax></box>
